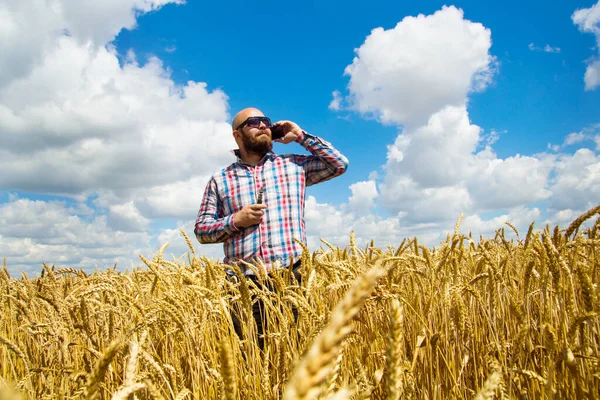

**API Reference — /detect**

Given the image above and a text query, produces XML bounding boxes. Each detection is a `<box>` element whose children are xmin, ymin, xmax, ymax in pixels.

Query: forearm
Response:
<box><xmin>194</xmin><ymin>213</ymin><xmax>238</xmax><ymax>244</ymax></box>
<box><xmin>195</xmin><ymin>176</ymin><xmax>240</xmax><ymax>244</ymax></box>
<box><xmin>296</xmin><ymin>131</ymin><xmax>349</xmax><ymax>184</ymax></box>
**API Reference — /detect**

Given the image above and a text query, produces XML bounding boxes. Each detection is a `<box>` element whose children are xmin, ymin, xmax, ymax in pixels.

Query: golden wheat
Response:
<box><xmin>0</xmin><ymin>206</ymin><xmax>599</xmax><ymax>398</ymax></box>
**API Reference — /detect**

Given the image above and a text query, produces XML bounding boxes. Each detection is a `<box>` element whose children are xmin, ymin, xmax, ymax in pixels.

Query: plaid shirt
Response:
<box><xmin>194</xmin><ymin>131</ymin><xmax>348</xmax><ymax>273</ymax></box>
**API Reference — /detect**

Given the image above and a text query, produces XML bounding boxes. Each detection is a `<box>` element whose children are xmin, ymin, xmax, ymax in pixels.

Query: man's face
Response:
<box><xmin>238</xmin><ymin>117</ymin><xmax>273</xmax><ymax>155</ymax></box>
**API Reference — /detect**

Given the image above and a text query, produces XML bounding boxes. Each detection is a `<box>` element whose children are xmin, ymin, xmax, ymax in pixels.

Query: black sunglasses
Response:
<box><xmin>235</xmin><ymin>116</ymin><xmax>272</xmax><ymax>130</ymax></box>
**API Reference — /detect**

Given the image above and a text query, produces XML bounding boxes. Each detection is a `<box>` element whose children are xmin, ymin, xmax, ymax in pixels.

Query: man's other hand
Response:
<box><xmin>233</xmin><ymin>204</ymin><xmax>268</xmax><ymax>228</ymax></box>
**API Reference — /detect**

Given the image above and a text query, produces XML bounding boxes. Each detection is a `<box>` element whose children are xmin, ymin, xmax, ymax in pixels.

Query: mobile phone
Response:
<box><xmin>271</xmin><ymin>124</ymin><xmax>285</xmax><ymax>140</ymax></box>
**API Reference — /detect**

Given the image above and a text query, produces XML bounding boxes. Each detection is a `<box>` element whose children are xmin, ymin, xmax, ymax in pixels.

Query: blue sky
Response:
<box><xmin>1</xmin><ymin>0</ymin><xmax>599</xmax><ymax>275</ymax></box>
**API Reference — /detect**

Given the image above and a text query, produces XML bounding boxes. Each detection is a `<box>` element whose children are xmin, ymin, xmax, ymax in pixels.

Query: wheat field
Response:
<box><xmin>1</xmin><ymin>207</ymin><xmax>599</xmax><ymax>399</ymax></box>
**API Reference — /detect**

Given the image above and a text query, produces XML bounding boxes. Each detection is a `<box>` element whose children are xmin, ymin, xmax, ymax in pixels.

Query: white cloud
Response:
<box><xmin>0</xmin><ymin>0</ymin><xmax>239</xmax><ymax>272</ymax></box>
<box><xmin>0</xmin><ymin>40</ymin><xmax>233</xmax><ymax>195</ymax></box>
<box><xmin>107</xmin><ymin>201</ymin><xmax>151</xmax><ymax>232</ymax></box>
<box><xmin>583</xmin><ymin>61</ymin><xmax>600</xmax><ymax>90</ymax></box>
<box><xmin>347</xmin><ymin>180</ymin><xmax>378</xmax><ymax>212</ymax></box>
<box><xmin>305</xmin><ymin>195</ymin><xmax>407</xmax><ymax>250</ymax></box>
<box><xmin>384</xmin><ymin>106</ymin><xmax>480</xmax><ymax>188</ymax></box>
<box><xmin>572</xmin><ymin>1</ymin><xmax>600</xmax><ymax>90</ymax></box>
<box><xmin>548</xmin><ymin>148</ymin><xmax>600</xmax><ymax>212</ymax></box>
<box><xmin>343</xmin><ymin>5</ymin><xmax>496</xmax><ymax>128</ymax></box>
<box><xmin>467</xmin><ymin>150</ymin><xmax>553</xmax><ymax>209</ymax></box>
<box><xmin>336</xmin><ymin>7</ymin><xmax>600</xmax><ymax>235</ymax></box>
<box><xmin>548</xmin><ymin>124</ymin><xmax>600</xmax><ymax>151</ymax></box>
<box><xmin>528</xmin><ymin>43</ymin><xmax>561</xmax><ymax>53</ymax></box>
<box><xmin>460</xmin><ymin>206</ymin><xmax>541</xmax><ymax>238</ymax></box>
<box><xmin>304</xmin><ymin>196</ymin><xmax>353</xmax><ymax>246</ymax></box>
<box><xmin>565</xmin><ymin>132</ymin><xmax>587</xmax><ymax>145</ymax></box>
<box><xmin>572</xmin><ymin>1</ymin><xmax>600</xmax><ymax>35</ymax></box>
<box><xmin>329</xmin><ymin>90</ymin><xmax>343</xmax><ymax>111</ymax></box>
<box><xmin>319</xmin><ymin>6</ymin><xmax>599</xmax><ymax>253</ymax></box>
<box><xmin>304</xmin><ymin>195</ymin><xmax>545</xmax><ymax>253</ymax></box>
<box><xmin>377</xmin><ymin>106</ymin><xmax>552</xmax><ymax>220</ymax></box>
<box><xmin>0</xmin><ymin>1</ymin><xmax>235</xmax><ymax>211</ymax></box>
<box><xmin>0</xmin><ymin>196</ymin><xmax>224</xmax><ymax>276</ymax></box>
<box><xmin>0</xmin><ymin>198</ymin><xmax>151</xmax><ymax>275</ymax></box>
<box><xmin>0</xmin><ymin>0</ymin><xmax>184</xmax><ymax>89</ymax></box>
<box><xmin>544</xmin><ymin>44</ymin><xmax>561</xmax><ymax>53</ymax></box>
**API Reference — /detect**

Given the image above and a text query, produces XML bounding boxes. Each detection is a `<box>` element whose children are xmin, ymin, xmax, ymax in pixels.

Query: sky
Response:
<box><xmin>1</xmin><ymin>0</ymin><xmax>599</xmax><ymax>276</ymax></box>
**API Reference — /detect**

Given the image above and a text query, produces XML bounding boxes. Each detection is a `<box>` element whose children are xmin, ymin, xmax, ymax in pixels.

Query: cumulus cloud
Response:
<box><xmin>107</xmin><ymin>201</ymin><xmax>151</xmax><ymax>232</ymax></box>
<box><xmin>304</xmin><ymin>194</ymin><xmax>545</xmax><ymax>253</ymax></box>
<box><xmin>0</xmin><ymin>0</ymin><xmax>238</xmax><ymax>272</ymax></box>
<box><xmin>333</xmin><ymin>5</ymin><xmax>597</xmax><ymax>238</ymax></box>
<box><xmin>572</xmin><ymin>1</ymin><xmax>600</xmax><ymax>90</ymax></box>
<box><xmin>316</xmin><ymin>5</ymin><xmax>599</xmax><ymax>253</ymax></box>
<box><xmin>548</xmin><ymin>148</ymin><xmax>600</xmax><ymax>212</ymax></box>
<box><xmin>2</xmin><ymin>1</ymin><xmax>599</xmax><ymax>275</ymax></box>
<box><xmin>347</xmin><ymin>180</ymin><xmax>378</xmax><ymax>212</ymax></box>
<box><xmin>0</xmin><ymin>195</ymin><xmax>224</xmax><ymax>276</ymax></box>
<box><xmin>0</xmin><ymin>198</ymin><xmax>151</xmax><ymax>275</ymax></box>
<box><xmin>0</xmin><ymin>43</ymin><xmax>233</xmax><ymax>195</ymax></box>
<box><xmin>333</xmin><ymin>5</ymin><xmax>600</xmax><ymax>237</ymax></box>
<box><xmin>377</xmin><ymin>106</ymin><xmax>552</xmax><ymax>221</ymax></box>
<box><xmin>304</xmin><ymin>195</ymin><xmax>405</xmax><ymax>250</ymax></box>
<box><xmin>0</xmin><ymin>0</ymin><xmax>231</xmax><ymax>201</ymax></box>
<box><xmin>0</xmin><ymin>0</ymin><xmax>184</xmax><ymax>88</ymax></box>
<box><xmin>342</xmin><ymin>5</ymin><xmax>496</xmax><ymax>128</ymax></box>
<box><xmin>460</xmin><ymin>206</ymin><xmax>541</xmax><ymax>238</ymax></box>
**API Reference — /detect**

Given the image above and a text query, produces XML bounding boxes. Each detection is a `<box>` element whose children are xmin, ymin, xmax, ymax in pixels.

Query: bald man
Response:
<box><xmin>194</xmin><ymin>108</ymin><xmax>348</xmax><ymax>349</ymax></box>
<box><xmin>194</xmin><ymin>108</ymin><xmax>348</xmax><ymax>273</ymax></box>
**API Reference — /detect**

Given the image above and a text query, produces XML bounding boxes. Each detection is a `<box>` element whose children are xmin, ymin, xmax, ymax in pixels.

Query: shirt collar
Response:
<box><xmin>231</xmin><ymin>149</ymin><xmax>274</xmax><ymax>166</ymax></box>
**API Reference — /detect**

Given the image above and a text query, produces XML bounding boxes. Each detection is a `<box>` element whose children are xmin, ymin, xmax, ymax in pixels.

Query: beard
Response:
<box><xmin>241</xmin><ymin>129</ymin><xmax>272</xmax><ymax>155</ymax></box>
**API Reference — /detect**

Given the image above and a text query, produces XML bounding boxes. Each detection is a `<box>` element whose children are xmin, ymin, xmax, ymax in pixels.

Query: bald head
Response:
<box><xmin>232</xmin><ymin>108</ymin><xmax>265</xmax><ymax>131</ymax></box>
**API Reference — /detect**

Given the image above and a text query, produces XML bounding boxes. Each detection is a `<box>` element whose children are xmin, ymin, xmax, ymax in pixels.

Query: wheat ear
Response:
<box><xmin>0</xmin><ymin>335</ymin><xmax>29</xmax><ymax>375</ymax></box>
<box><xmin>85</xmin><ymin>339</ymin><xmax>125</xmax><ymax>400</ymax></box>
<box><xmin>111</xmin><ymin>382</ymin><xmax>146</xmax><ymax>400</ymax></box>
<box><xmin>283</xmin><ymin>259</ymin><xmax>389</xmax><ymax>400</ymax></box>
<box><xmin>384</xmin><ymin>298</ymin><xmax>404</xmax><ymax>400</ymax></box>
<box><xmin>219</xmin><ymin>339</ymin><xmax>237</xmax><ymax>400</ymax></box>
<box><xmin>564</xmin><ymin>205</ymin><xmax>600</xmax><ymax>239</ymax></box>
<box><xmin>180</xmin><ymin>228</ymin><xmax>196</xmax><ymax>257</ymax></box>
<box><xmin>475</xmin><ymin>371</ymin><xmax>501</xmax><ymax>400</ymax></box>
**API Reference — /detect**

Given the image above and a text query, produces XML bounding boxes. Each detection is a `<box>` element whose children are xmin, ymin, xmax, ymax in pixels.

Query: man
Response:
<box><xmin>194</xmin><ymin>107</ymin><xmax>348</xmax><ymax>272</ymax></box>
<box><xmin>194</xmin><ymin>107</ymin><xmax>348</xmax><ymax>348</ymax></box>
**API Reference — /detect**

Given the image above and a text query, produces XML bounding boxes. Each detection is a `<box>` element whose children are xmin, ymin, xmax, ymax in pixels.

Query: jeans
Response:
<box><xmin>231</xmin><ymin>260</ymin><xmax>302</xmax><ymax>350</ymax></box>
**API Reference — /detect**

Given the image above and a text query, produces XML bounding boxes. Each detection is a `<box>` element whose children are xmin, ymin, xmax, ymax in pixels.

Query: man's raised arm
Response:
<box><xmin>295</xmin><ymin>130</ymin><xmax>349</xmax><ymax>186</ymax></box>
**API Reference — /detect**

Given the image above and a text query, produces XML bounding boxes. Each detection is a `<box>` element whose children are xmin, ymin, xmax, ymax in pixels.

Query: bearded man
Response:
<box><xmin>194</xmin><ymin>107</ymin><xmax>348</xmax><ymax>272</ymax></box>
<box><xmin>194</xmin><ymin>107</ymin><xmax>348</xmax><ymax>348</ymax></box>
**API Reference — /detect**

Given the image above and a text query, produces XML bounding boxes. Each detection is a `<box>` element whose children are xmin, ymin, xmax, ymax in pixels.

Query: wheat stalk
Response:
<box><xmin>283</xmin><ymin>259</ymin><xmax>389</xmax><ymax>400</ymax></box>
